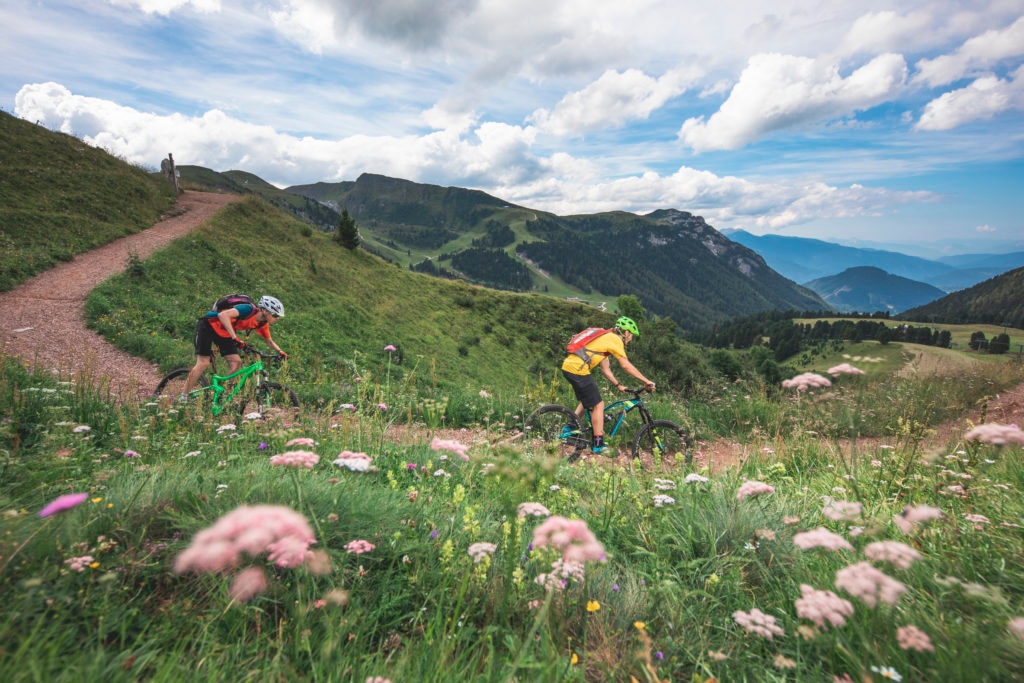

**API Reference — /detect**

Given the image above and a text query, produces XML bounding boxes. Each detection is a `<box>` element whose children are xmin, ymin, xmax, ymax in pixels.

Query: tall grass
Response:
<box><xmin>2</xmin><ymin>351</ymin><xmax>1022</xmax><ymax>682</ymax></box>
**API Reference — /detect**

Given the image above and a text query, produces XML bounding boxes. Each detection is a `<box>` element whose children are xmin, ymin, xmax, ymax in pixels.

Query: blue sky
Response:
<box><xmin>3</xmin><ymin>0</ymin><xmax>1023</xmax><ymax>258</ymax></box>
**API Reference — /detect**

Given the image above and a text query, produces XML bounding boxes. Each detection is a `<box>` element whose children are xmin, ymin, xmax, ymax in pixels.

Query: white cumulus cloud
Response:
<box><xmin>914</xmin><ymin>16</ymin><xmax>1024</xmax><ymax>88</ymax></box>
<box><xmin>916</xmin><ymin>67</ymin><xmax>1024</xmax><ymax>131</ymax></box>
<box><xmin>679</xmin><ymin>52</ymin><xmax>907</xmax><ymax>151</ymax></box>
<box><xmin>529</xmin><ymin>67</ymin><xmax>700</xmax><ymax>137</ymax></box>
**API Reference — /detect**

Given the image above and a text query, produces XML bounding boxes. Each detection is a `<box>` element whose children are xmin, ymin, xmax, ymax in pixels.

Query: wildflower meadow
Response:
<box><xmin>1</xmin><ymin>352</ymin><xmax>1023</xmax><ymax>682</ymax></box>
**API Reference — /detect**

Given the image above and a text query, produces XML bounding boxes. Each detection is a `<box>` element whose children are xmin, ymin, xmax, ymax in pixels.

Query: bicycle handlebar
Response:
<box><xmin>242</xmin><ymin>345</ymin><xmax>287</xmax><ymax>362</ymax></box>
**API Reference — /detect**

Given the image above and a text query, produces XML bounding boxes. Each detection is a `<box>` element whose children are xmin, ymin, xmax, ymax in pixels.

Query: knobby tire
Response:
<box><xmin>523</xmin><ymin>404</ymin><xmax>591</xmax><ymax>462</ymax></box>
<box><xmin>633</xmin><ymin>420</ymin><xmax>691</xmax><ymax>465</ymax></box>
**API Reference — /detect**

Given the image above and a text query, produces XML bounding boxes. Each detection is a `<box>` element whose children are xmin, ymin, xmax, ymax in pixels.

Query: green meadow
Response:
<box><xmin>2</xmin><ymin>114</ymin><xmax>1023</xmax><ymax>679</ymax></box>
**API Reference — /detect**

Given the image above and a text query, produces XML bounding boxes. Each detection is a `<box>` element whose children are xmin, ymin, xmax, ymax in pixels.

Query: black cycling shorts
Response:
<box><xmin>562</xmin><ymin>370</ymin><xmax>603</xmax><ymax>410</ymax></box>
<box><xmin>193</xmin><ymin>317</ymin><xmax>242</xmax><ymax>358</ymax></box>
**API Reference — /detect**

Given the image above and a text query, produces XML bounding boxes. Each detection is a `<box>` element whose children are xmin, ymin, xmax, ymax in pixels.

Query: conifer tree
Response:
<box><xmin>336</xmin><ymin>209</ymin><xmax>360</xmax><ymax>250</ymax></box>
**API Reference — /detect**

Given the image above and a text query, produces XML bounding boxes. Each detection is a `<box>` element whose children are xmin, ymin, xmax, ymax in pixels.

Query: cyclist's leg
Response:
<box><xmin>563</xmin><ymin>370</ymin><xmax>605</xmax><ymax>452</ymax></box>
<box><xmin>184</xmin><ymin>318</ymin><xmax>215</xmax><ymax>394</ymax></box>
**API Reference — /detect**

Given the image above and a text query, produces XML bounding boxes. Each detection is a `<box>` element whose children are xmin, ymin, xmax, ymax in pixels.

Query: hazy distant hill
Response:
<box><xmin>722</xmin><ymin>229</ymin><xmax>957</xmax><ymax>285</ymax></box>
<box><xmin>898</xmin><ymin>266</ymin><xmax>1024</xmax><ymax>329</ymax></box>
<box><xmin>723</xmin><ymin>229</ymin><xmax>1024</xmax><ymax>294</ymax></box>
<box><xmin>804</xmin><ymin>266</ymin><xmax>947</xmax><ymax>314</ymax></box>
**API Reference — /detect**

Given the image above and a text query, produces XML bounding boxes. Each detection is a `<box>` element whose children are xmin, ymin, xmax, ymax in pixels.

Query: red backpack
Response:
<box><xmin>566</xmin><ymin>327</ymin><xmax>611</xmax><ymax>361</ymax></box>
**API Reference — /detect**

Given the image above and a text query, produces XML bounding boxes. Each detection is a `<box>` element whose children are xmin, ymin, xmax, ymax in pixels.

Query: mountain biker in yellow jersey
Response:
<box><xmin>561</xmin><ymin>316</ymin><xmax>655</xmax><ymax>454</ymax></box>
<box><xmin>182</xmin><ymin>295</ymin><xmax>287</xmax><ymax>395</ymax></box>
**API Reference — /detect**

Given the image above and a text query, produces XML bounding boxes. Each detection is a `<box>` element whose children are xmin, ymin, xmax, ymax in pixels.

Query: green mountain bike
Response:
<box><xmin>522</xmin><ymin>388</ymin><xmax>690</xmax><ymax>465</ymax></box>
<box><xmin>154</xmin><ymin>346</ymin><xmax>299</xmax><ymax>416</ymax></box>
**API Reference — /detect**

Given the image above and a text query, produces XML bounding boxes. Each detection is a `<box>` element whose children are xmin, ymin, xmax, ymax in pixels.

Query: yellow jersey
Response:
<box><xmin>561</xmin><ymin>332</ymin><xmax>626</xmax><ymax>375</ymax></box>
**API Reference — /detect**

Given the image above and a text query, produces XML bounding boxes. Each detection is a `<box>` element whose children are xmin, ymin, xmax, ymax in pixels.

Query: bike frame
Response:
<box><xmin>580</xmin><ymin>390</ymin><xmax>653</xmax><ymax>439</ymax></box>
<box><xmin>184</xmin><ymin>355</ymin><xmax>265</xmax><ymax>416</ymax></box>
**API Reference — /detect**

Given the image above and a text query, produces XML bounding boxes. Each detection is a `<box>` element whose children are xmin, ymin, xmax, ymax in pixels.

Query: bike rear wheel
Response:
<box><xmin>153</xmin><ymin>368</ymin><xmax>208</xmax><ymax>407</ymax></box>
<box><xmin>523</xmin><ymin>405</ymin><xmax>591</xmax><ymax>462</ymax></box>
<box><xmin>633</xmin><ymin>420</ymin><xmax>691</xmax><ymax>466</ymax></box>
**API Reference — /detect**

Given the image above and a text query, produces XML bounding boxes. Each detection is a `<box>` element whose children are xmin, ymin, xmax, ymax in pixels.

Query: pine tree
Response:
<box><xmin>336</xmin><ymin>209</ymin><xmax>360</xmax><ymax>250</ymax></box>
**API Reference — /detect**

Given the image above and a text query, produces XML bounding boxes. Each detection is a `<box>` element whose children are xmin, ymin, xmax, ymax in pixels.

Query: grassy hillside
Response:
<box><xmin>84</xmin><ymin>197</ymin><xmax>631</xmax><ymax>402</ymax></box>
<box><xmin>899</xmin><ymin>266</ymin><xmax>1024</xmax><ymax>329</ymax></box>
<box><xmin>0</xmin><ymin>111</ymin><xmax>176</xmax><ymax>291</ymax></box>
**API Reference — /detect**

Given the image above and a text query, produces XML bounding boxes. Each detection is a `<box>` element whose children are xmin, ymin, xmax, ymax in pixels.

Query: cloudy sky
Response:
<box><xmin>4</xmin><ymin>0</ymin><xmax>1023</xmax><ymax>257</ymax></box>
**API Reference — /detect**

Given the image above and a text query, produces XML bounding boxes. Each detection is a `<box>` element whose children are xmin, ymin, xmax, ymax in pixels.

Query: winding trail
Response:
<box><xmin>0</xmin><ymin>190</ymin><xmax>243</xmax><ymax>400</ymax></box>
<box><xmin>1</xmin><ymin>189</ymin><xmax>1021</xmax><ymax>474</ymax></box>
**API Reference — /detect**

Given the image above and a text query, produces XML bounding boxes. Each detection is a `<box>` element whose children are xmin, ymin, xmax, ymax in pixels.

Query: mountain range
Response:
<box><xmin>180</xmin><ymin>168</ymin><xmax>827</xmax><ymax>332</ymax></box>
<box><xmin>804</xmin><ymin>267</ymin><xmax>948</xmax><ymax>314</ymax></box>
<box><xmin>722</xmin><ymin>229</ymin><xmax>1024</xmax><ymax>293</ymax></box>
<box><xmin>177</xmin><ymin>166</ymin><xmax>1023</xmax><ymax>322</ymax></box>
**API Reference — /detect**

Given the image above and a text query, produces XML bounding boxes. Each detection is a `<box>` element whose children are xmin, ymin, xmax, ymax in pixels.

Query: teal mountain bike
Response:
<box><xmin>154</xmin><ymin>345</ymin><xmax>298</xmax><ymax>416</ymax></box>
<box><xmin>523</xmin><ymin>388</ymin><xmax>690</xmax><ymax>465</ymax></box>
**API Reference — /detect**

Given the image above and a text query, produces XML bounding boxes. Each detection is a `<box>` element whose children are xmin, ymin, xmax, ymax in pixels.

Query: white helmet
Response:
<box><xmin>258</xmin><ymin>295</ymin><xmax>284</xmax><ymax>317</ymax></box>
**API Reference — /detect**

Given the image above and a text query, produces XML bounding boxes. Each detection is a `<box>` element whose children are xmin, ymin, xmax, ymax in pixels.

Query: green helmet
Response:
<box><xmin>615</xmin><ymin>316</ymin><xmax>639</xmax><ymax>337</ymax></box>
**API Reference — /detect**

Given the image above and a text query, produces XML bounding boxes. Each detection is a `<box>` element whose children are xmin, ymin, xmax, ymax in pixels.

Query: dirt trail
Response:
<box><xmin>1</xmin><ymin>190</ymin><xmax>1022</xmax><ymax>473</ymax></box>
<box><xmin>0</xmin><ymin>191</ymin><xmax>244</xmax><ymax>400</ymax></box>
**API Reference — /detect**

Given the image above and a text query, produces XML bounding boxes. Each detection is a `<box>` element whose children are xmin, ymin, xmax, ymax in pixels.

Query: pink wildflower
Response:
<box><xmin>795</xmin><ymin>584</ymin><xmax>854</xmax><ymax>628</ymax></box>
<box><xmin>517</xmin><ymin>502</ymin><xmax>551</xmax><ymax>519</ymax></box>
<box><xmin>344</xmin><ymin>539</ymin><xmax>376</xmax><ymax>555</ymax></box>
<box><xmin>384</xmin><ymin>344</ymin><xmax>397</xmax><ymax>352</ymax></box>
<box><xmin>736</xmin><ymin>480</ymin><xmax>775</xmax><ymax>500</ymax></box>
<box><xmin>893</xmin><ymin>504</ymin><xmax>943</xmax><ymax>534</ymax></box>
<box><xmin>834</xmin><ymin>561</ymin><xmax>907</xmax><ymax>607</ymax></box>
<box><xmin>366</xmin><ymin>677</ymin><xmax>392</xmax><ymax>683</ymax></box>
<box><xmin>782</xmin><ymin>372</ymin><xmax>832</xmax><ymax>391</ymax></box>
<box><xmin>964</xmin><ymin>423</ymin><xmax>1024</xmax><ymax>446</ymax></box>
<box><xmin>333</xmin><ymin>451</ymin><xmax>373</xmax><ymax>472</ymax></box>
<box><xmin>793</xmin><ymin>527</ymin><xmax>854</xmax><ymax>552</ymax></box>
<box><xmin>174</xmin><ymin>505</ymin><xmax>317</xmax><ymax>574</ymax></box>
<box><xmin>38</xmin><ymin>492</ymin><xmax>89</xmax><ymax>517</ymax></box>
<box><xmin>896</xmin><ymin>624</ymin><xmax>934</xmax><ymax>652</ymax></box>
<box><xmin>377</xmin><ymin>403</ymin><xmax>387</xmax><ymax>411</ymax></box>
<box><xmin>732</xmin><ymin>608</ymin><xmax>785</xmax><ymax>640</ymax></box>
<box><xmin>284</xmin><ymin>437</ymin><xmax>316</xmax><ymax>447</ymax></box>
<box><xmin>467</xmin><ymin>542</ymin><xmax>497</xmax><ymax>563</ymax></box>
<box><xmin>229</xmin><ymin>567</ymin><xmax>267</xmax><ymax>602</ymax></box>
<box><xmin>531</xmin><ymin>515</ymin><xmax>606</xmax><ymax>564</ymax></box>
<box><xmin>123</xmin><ymin>449</ymin><xmax>141</xmax><ymax>459</ymax></box>
<box><xmin>431</xmin><ymin>437</ymin><xmax>470</xmax><ymax>462</ymax></box>
<box><xmin>269</xmin><ymin>450</ymin><xmax>320</xmax><ymax>469</ymax></box>
<box><xmin>822</xmin><ymin>499</ymin><xmax>862</xmax><ymax>521</ymax></box>
<box><xmin>863</xmin><ymin>541</ymin><xmax>922</xmax><ymax>570</ymax></box>
<box><xmin>1008</xmin><ymin>617</ymin><xmax>1024</xmax><ymax>641</ymax></box>
<box><xmin>65</xmin><ymin>555</ymin><xmax>95</xmax><ymax>572</ymax></box>
<box><xmin>267</xmin><ymin>535</ymin><xmax>315</xmax><ymax>568</ymax></box>
<box><xmin>827</xmin><ymin>363</ymin><xmax>865</xmax><ymax>377</ymax></box>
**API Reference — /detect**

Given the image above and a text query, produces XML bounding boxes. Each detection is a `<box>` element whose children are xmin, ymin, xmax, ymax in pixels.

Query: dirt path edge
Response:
<box><xmin>0</xmin><ymin>191</ymin><xmax>244</xmax><ymax>400</ymax></box>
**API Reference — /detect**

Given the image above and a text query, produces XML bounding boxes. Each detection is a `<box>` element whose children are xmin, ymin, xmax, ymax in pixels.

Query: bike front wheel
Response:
<box><xmin>523</xmin><ymin>405</ymin><xmax>591</xmax><ymax>462</ymax></box>
<box><xmin>153</xmin><ymin>368</ymin><xmax>208</xmax><ymax>408</ymax></box>
<box><xmin>244</xmin><ymin>381</ymin><xmax>300</xmax><ymax>415</ymax></box>
<box><xmin>633</xmin><ymin>420</ymin><xmax>691</xmax><ymax>466</ymax></box>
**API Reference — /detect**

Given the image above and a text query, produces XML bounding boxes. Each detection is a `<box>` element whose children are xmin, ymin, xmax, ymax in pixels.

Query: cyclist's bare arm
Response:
<box><xmin>616</xmin><ymin>357</ymin><xmax>655</xmax><ymax>391</ymax></box>
<box><xmin>217</xmin><ymin>308</ymin><xmax>242</xmax><ymax>342</ymax></box>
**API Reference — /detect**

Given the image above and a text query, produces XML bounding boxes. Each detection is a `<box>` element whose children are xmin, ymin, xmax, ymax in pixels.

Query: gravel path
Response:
<box><xmin>2</xmin><ymin>189</ymin><xmax>1021</xmax><ymax>473</ymax></box>
<box><xmin>0</xmin><ymin>190</ymin><xmax>243</xmax><ymax>401</ymax></box>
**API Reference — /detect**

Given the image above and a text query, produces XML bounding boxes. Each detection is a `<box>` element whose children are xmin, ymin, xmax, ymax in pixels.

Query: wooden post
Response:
<box><xmin>167</xmin><ymin>153</ymin><xmax>180</xmax><ymax>194</ymax></box>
